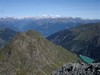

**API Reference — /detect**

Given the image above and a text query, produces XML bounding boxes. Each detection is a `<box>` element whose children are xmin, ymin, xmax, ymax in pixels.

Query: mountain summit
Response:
<box><xmin>0</xmin><ymin>30</ymin><xmax>79</xmax><ymax>75</ymax></box>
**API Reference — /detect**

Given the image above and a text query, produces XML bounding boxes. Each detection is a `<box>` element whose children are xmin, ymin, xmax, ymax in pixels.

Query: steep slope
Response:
<box><xmin>0</xmin><ymin>28</ymin><xmax>17</xmax><ymax>48</ymax></box>
<box><xmin>47</xmin><ymin>23</ymin><xmax>100</xmax><ymax>61</ymax></box>
<box><xmin>0</xmin><ymin>30</ymin><xmax>79</xmax><ymax>75</ymax></box>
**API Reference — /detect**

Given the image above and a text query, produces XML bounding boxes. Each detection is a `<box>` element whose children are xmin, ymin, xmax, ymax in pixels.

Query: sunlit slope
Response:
<box><xmin>0</xmin><ymin>30</ymin><xmax>79</xmax><ymax>75</ymax></box>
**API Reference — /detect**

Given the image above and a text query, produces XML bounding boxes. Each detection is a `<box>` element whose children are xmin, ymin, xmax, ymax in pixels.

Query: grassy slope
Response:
<box><xmin>0</xmin><ymin>30</ymin><xmax>79</xmax><ymax>75</ymax></box>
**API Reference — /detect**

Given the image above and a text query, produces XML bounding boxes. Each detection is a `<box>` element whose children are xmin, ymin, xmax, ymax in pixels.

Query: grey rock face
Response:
<box><xmin>52</xmin><ymin>63</ymin><xmax>100</xmax><ymax>75</ymax></box>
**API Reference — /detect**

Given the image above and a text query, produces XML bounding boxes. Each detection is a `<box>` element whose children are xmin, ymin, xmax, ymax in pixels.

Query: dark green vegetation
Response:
<box><xmin>47</xmin><ymin>23</ymin><xmax>100</xmax><ymax>62</ymax></box>
<box><xmin>0</xmin><ymin>30</ymin><xmax>79</xmax><ymax>75</ymax></box>
<box><xmin>0</xmin><ymin>28</ymin><xmax>17</xmax><ymax>48</ymax></box>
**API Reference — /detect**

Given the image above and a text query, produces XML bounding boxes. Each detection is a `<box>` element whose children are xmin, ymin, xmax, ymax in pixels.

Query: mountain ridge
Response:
<box><xmin>0</xmin><ymin>30</ymin><xmax>79</xmax><ymax>75</ymax></box>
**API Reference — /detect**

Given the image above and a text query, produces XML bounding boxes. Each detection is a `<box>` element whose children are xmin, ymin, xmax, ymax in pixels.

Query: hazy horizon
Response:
<box><xmin>0</xmin><ymin>0</ymin><xmax>100</xmax><ymax>19</ymax></box>
<box><xmin>0</xmin><ymin>15</ymin><xmax>100</xmax><ymax>20</ymax></box>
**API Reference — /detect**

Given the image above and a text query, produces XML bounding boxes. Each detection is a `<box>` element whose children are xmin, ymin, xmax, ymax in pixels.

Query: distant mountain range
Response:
<box><xmin>47</xmin><ymin>23</ymin><xmax>100</xmax><ymax>61</ymax></box>
<box><xmin>0</xmin><ymin>30</ymin><xmax>79</xmax><ymax>75</ymax></box>
<box><xmin>0</xmin><ymin>17</ymin><xmax>100</xmax><ymax>36</ymax></box>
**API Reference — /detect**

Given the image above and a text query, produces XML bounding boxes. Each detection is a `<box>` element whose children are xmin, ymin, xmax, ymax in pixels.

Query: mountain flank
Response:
<box><xmin>47</xmin><ymin>23</ymin><xmax>100</xmax><ymax>61</ymax></box>
<box><xmin>0</xmin><ymin>30</ymin><xmax>79</xmax><ymax>75</ymax></box>
<box><xmin>0</xmin><ymin>28</ymin><xmax>17</xmax><ymax>48</ymax></box>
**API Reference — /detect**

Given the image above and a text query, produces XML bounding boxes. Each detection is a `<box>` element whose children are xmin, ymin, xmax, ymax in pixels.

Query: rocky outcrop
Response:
<box><xmin>52</xmin><ymin>63</ymin><xmax>100</xmax><ymax>75</ymax></box>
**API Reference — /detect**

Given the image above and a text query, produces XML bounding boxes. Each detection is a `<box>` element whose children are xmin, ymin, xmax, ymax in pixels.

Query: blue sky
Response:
<box><xmin>0</xmin><ymin>0</ymin><xmax>100</xmax><ymax>19</ymax></box>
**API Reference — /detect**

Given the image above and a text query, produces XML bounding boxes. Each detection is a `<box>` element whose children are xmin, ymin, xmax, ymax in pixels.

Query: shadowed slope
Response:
<box><xmin>0</xmin><ymin>28</ymin><xmax>17</xmax><ymax>48</ymax></box>
<box><xmin>47</xmin><ymin>23</ymin><xmax>100</xmax><ymax>61</ymax></box>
